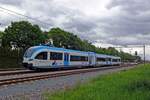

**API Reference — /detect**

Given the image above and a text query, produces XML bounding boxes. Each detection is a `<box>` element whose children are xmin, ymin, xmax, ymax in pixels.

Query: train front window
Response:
<box><xmin>24</xmin><ymin>48</ymin><xmax>36</xmax><ymax>58</ymax></box>
<box><xmin>35</xmin><ymin>52</ymin><xmax>47</xmax><ymax>60</ymax></box>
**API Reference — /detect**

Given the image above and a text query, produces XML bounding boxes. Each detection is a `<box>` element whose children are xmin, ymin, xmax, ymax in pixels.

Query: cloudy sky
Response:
<box><xmin>0</xmin><ymin>0</ymin><xmax>150</xmax><ymax>59</ymax></box>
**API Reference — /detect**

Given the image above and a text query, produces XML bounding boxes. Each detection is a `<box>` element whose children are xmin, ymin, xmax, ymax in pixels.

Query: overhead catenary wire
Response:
<box><xmin>113</xmin><ymin>44</ymin><xmax>147</xmax><ymax>64</ymax></box>
<box><xmin>0</xmin><ymin>6</ymin><xmax>52</xmax><ymax>26</ymax></box>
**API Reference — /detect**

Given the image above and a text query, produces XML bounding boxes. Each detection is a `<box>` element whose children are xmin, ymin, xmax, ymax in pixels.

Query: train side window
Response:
<box><xmin>80</xmin><ymin>56</ymin><xmax>88</xmax><ymax>61</ymax></box>
<box><xmin>70</xmin><ymin>55</ymin><xmax>88</xmax><ymax>61</ymax></box>
<box><xmin>105</xmin><ymin>58</ymin><xmax>111</xmax><ymax>61</ymax></box>
<box><xmin>96</xmin><ymin>57</ymin><xmax>106</xmax><ymax>62</ymax></box>
<box><xmin>70</xmin><ymin>55</ymin><xmax>79</xmax><ymax>61</ymax></box>
<box><xmin>112</xmin><ymin>59</ymin><xmax>118</xmax><ymax>62</ymax></box>
<box><xmin>50</xmin><ymin>52</ymin><xmax>63</xmax><ymax>60</ymax></box>
<box><xmin>35</xmin><ymin>52</ymin><xmax>47</xmax><ymax>60</ymax></box>
<box><xmin>108</xmin><ymin>58</ymin><xmax>111</xmax><ymax>61</ymax></box>
<box><xmin>117</xmin><ymin>59</ymin><xmax>120</xmax><ymax>62</ymax></box>
<box><xmin>112</xmin><ymin>59</ymin><xmax>115</xmax><ymax>62</ymax></box>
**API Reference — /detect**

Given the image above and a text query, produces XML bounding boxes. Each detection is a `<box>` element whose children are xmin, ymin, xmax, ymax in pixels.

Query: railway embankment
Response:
<box><xmin>45</xmin><ymin>64</ymin><xmax>150</xmax><ymax>100</ymax></box>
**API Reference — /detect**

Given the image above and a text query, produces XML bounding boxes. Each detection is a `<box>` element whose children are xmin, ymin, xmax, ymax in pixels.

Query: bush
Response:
<box><xmin>0</xmin><ymin>47</ymin><xmax>24</xmax><ymax>68</ymax></box>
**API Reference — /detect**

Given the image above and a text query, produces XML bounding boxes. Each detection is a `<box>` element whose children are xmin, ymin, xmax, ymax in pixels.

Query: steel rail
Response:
<box><xmin>0</xmin><ymin>68</ymin><xmax>25</xmax><ymax>71</ymax></box>
<box><xmin>0</xmin><ymin>70</ymin><xmax>35</xmax><ymax>76</ymax></box>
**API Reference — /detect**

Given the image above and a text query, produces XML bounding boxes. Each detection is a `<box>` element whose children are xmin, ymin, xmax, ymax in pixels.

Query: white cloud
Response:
<box><xmin>1</xmin><ymin>0</ymin><xmax>150</xmax><ymax>60</ymax></box>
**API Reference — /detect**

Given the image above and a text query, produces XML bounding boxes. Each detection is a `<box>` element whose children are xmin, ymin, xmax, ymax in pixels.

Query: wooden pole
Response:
<box><xmin>143</xmin><ymin>45</ymin><xmax>145</xmax><ymax>65</ymax></box>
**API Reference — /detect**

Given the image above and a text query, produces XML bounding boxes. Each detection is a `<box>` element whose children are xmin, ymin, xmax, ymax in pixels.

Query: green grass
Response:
<box><xmin>44</xmin><ymin>64</ymin><xmax>150</xmax><ymax>100</ymax></box>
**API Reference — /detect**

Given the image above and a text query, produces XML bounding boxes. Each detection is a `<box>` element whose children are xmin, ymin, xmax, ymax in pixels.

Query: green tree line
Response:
<box><xmin>0</xmin><ymin>21</ymin><xmax>141</xmax><ymax>62</ymax></box>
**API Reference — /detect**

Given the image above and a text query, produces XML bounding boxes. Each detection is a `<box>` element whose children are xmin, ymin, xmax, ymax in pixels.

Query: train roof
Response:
<box><xmin>96</xmin><ymin>53</ymin><xmax>120</xmax><ymax>58</ymax></box>
<box><xmin>29</xmin><ymin>45</ymin><xmax>90</xmax><ymax>54</ymax></box>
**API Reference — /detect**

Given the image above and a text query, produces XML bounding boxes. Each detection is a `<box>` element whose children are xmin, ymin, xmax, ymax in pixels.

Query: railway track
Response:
<box><xmin>0</xmin><ymin>64</ymin><xmax>137</xmax><ymax>86</ymax></box>
<box><xmin>0</xmin><ymin>70</ymin><xmax>35</xmax><ymax>76</ymax></box>
<box><xmin>0</xmin><ymin>68</ymin><xmax>25</xmax><ymax>71</ymax></box>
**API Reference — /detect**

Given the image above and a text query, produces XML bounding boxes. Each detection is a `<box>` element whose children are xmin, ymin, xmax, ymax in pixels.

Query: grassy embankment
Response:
<box><xmin>45</xmin><ymin>64</ymin><xmax>150</xmax><ymax>100</ymax></box>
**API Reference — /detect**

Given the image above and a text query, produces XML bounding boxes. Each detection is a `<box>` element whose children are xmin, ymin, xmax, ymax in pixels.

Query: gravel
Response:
<box><xmin>0</xmin><ymin>66</ymin><xmax>137</xmax><ymax>100</ymax></box>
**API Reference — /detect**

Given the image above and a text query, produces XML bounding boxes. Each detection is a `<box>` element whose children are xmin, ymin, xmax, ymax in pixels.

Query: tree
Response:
<box><xmin>0</xmin><ymin>31</ymin><xmax>4</xmax><ymax>39</ymax></box>
<box><xmin>135</xmin><ymin>51</ymin><xmax>138</xmax><ymax>56</ymax></box>
<box><xmin>48</xmin><ymin>28</ymin><xmax>67</xmax><ymax>47</ymax></box>
<box><xmin>48</xmin><ymin>28</ymin><xmax>96</xmax><ymax>51</ymax></box>
<box><xmin>2</xmin><ymin>21</ymin><xmax>47</xmax><ymax>49</ymax></box>
<box><xmin>48</xmin><ymin>28</ymin><xmax>83</xmax><ymax>50</ymax></box>
<box><xmin>0</xmin><ymin>31</ymin><xmax>4</xmax><ymax>47</ymax></box>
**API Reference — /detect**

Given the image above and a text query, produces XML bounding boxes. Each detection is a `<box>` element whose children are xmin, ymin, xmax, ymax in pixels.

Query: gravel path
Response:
<box><xmin>0</xmin><ymin>66</ymin><xmax>137</xmax><ymax>100</ymax></box>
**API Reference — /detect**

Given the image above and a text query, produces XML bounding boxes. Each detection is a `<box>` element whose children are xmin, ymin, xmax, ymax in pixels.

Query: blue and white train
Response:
<box><xmin>23</xmin><ymin>45</ymin><xmax>121</xmax><ymax>70</ymax></box>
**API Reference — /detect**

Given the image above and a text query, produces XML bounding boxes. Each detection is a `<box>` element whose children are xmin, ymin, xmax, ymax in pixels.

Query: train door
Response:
<box><xmin>34</xmin><ymin>52</ymin><xmax>48</xmax><ymax>67</ymax></box>
<box><xmin>88</xmin><ymin>53</ymin><xmax>96</xmax><ymax>66</ymax></box>
<box><xmin>89</xmin><ymin>56</ymin><xmax>92</xmax><ymax>65</ymax></box>
<box><xmin>64</xmin><ymin>53</ymin><xmax>69</xmax><ymax>66</ymax></box>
